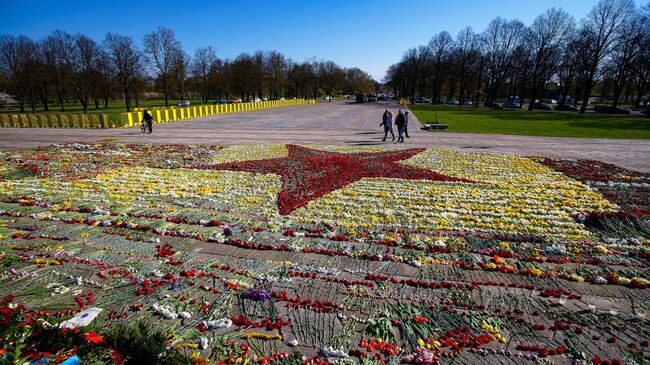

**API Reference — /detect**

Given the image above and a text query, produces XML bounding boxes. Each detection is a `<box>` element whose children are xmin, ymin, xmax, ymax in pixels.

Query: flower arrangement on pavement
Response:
<box><xmin>0</xmin><ymin>143</ymin><xmax>648</xmax><ymax>364</ymax></box>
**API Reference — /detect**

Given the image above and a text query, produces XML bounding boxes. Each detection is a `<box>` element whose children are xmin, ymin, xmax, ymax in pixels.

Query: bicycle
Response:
<box><xmin>140</xmin><ymin>120</ymin><xmax>152</xmax><ymax>134</ymax></box>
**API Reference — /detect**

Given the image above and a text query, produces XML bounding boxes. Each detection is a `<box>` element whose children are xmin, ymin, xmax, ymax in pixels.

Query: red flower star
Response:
<box><xmin>197</xmin><ymin>145</ymin><xmax>472</xmax><ymax>215</ymax></box>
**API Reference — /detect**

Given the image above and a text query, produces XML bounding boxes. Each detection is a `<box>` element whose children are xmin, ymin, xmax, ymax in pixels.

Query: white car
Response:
<box><xmin>177</xmin><ymin>100</ymin><xmax>190</xmax><ymax>107</ymax></box>
<box><xmin>252</xmin><ymin>98</ymin><xmax>262</xmax><ymax>102</ymax></box>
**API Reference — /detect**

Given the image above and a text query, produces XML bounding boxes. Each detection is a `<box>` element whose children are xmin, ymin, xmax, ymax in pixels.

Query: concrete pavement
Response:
<box><xmin>1</xmin><ymin>100</ymin><xmax>648</xmax><ymax>172</ymax></box>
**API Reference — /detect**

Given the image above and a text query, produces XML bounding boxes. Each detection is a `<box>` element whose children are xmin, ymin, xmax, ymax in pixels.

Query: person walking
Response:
<box><xmin>380</xmin><ymin>110</ymin><xmax>395</xmax><ymax>141</ymax></box>
<box><xmin>404</xmin><ymin>111</ymin><xmax>410</xmax><ymax>138</ymax></box>
<box><xmin>395</xmin><ymin>110</ymin><xmax>406</xmax><ymax>143</ymax></box>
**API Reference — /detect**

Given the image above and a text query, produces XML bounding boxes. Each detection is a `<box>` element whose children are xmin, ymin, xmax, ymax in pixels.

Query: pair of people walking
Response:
<box><xmin>380</xmin><ymin>109</ymin><xmax>409</xmax><ymax>143</ymax></box>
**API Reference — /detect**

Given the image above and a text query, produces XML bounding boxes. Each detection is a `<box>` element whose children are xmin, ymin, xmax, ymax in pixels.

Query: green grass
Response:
<box><xmin>409</xmin><ymin>104</ymin><xmax>650</xmax><ymax>139</ymax></box>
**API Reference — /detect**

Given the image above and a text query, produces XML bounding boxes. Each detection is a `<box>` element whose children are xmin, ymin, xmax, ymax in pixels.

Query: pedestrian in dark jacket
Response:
<box><xmin>141</xmin><ymin>110</ymin><xmax>153</xmax><ymax>133</ymax></box>
<box><xmin>404</xmin><ymin>111</ymin><xmax>410</xmax><ymax>138</ymax></box>
<box><xmin>379</xmin><ymin>110</ymin><xmax>395</xmax><ymax>141</ymax></box>
<box><xmin>395</xmin><ymin>110</ymin><xmax>406</xmax><ymax>143</ymax></box>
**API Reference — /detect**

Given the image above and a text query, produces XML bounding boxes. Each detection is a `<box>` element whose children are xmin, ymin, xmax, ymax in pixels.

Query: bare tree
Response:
<box><xmin>526</xmin><ymin>8</ymin><xmax>574</xmax><ymax>110</ymax></box>
<box><xmin>0</xmin><ymin>35</ymin><xmax>41</xmax><ymax>112</ymax></box>
<box><xmin>192</xmin><ymin>46</ymin><xmax>217</xmax><ymax>103</ymax></box>
<box><xmin>631</xmin><ymin>31</ymin><xmax>650</xmax><ymax>108</ymax></box>
<box><xmin>482</xmin><ymin>17</ymin><xmax>526</xmax><ymax>102</ymax></box>
<box><xmin>143</xmin><ymin>27</ymin><xmax>180</xmax><ymax>107</ymax></box>
<box><xmin>265</xmin><ymin>51</ymin><xmax>287</xmax><ymax>100</ymax></box>
<box><xmin>577</xmin><ymin>0</ymin><xmax>635</xmax><ymax>113</ymax></box>
<box><xmin>62</xmin><ymin>35</ymin><xmax>102</xmax><ymax>113</ymax></box>
<box><xmin>104</xmin><ymin>33</ymin><xmax>142</xmax><ymax>112</ymax></box>
<box><xmin>454</xmin><ymin>27</ymin><xmax>481</xmax><ymax>106</ymax></box>
<box><xmin>41</xmin><ymin>31</ymin><xmax>73</xmax><ymax>111</ymax></box>
<box><xmin>607</xmin><ymin>13</ymin><xmax>646</xmax><ymax>106</ymax></box>
<box><xmin>172</xmin><ymin>49</ymin><xmax>191</xmax><ymax>102</ymax></box>
<box><xmin>428</xmin><ymin>32</ymin><xmax>454</xmax><ymax>103</ymax></box>
<box><xmin>557</xmin><ymin>33</ymin><xmax>583</xmax><ymax>105</ymax></box>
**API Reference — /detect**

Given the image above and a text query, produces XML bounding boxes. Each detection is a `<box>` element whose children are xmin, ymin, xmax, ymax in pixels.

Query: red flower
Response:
<box><xmin>84</xmin><ymin>331</ymin><xmax>104</xmax><ymax>344</ymax></box>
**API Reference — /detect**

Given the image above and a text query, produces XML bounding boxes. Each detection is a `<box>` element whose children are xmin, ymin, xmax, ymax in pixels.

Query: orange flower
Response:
<box><xmin>493</xmin><ymin>255</ymin><xmax>506</xmax><ymax>264</ymax></box>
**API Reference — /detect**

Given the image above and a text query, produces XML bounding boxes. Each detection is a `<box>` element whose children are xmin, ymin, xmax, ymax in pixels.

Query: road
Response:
<box><xmin>1</xmin><ymin>100</ymin><xmax>649</xmax><ymax>172</ymax></box>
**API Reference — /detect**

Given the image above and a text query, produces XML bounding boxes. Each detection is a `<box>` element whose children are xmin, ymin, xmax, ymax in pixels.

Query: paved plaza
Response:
<box><xmin>1</xmin><ymin>100</ymin><xmax>649</xmax><ymax>172</ymax></box>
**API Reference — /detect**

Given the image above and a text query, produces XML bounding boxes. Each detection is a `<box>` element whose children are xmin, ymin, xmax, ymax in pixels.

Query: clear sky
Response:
<box><xmin>2</xmin><ymin>0</ymin><xmax>646</xmax><ymax>81</ymax></box>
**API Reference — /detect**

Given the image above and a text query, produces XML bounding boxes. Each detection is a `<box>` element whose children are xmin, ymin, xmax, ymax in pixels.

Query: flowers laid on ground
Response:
<box><xmin>0</xmin><ymin>143</ymin><xmax>648</xmax><ymax>364</ymax></box>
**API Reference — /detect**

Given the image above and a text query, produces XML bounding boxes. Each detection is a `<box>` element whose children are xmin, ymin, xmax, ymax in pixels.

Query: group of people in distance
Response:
<box><xmin>380</xmin><ymin>109</ymin><xmax>409</xmax><ymax>143</ymax></box>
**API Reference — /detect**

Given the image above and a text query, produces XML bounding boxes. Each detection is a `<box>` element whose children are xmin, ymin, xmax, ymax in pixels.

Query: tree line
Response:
<box><xmin>385</xmin><ymin>0</ymin><xmax>650</xmax><ymax>113</ymax></box>
<box><xmin>0</xmin><ymin>27</ymin><xmax>376</xmax><ymax>113</ymax></box>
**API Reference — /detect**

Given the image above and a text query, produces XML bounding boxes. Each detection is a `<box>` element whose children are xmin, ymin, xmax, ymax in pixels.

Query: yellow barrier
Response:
<box><xmin>0</xmin><ymin>99</ymin><xmax>316</xmax><ymax>129</ymax></box>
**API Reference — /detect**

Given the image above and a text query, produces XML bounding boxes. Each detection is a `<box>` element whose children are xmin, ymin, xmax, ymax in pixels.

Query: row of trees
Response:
<box><xmin>385</xmin><ymin>0</ymin><xmax>650</xmax><ymax>113</ymax></box>
<box><xmin>0</xmin><ymin>27</ymin><xmax>376</xmax><ymax>113</ymax></box>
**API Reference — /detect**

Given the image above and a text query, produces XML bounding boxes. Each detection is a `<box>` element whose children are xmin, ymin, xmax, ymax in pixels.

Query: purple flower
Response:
<box><xmin>243</xmin><ymin>288</ymin><xmax>272</xmax><ymax>301</ymax></box>
<box><xmin>223</xmin><ymin>227</ymin><xmax>234</xmax><ymax>236</ymax></box>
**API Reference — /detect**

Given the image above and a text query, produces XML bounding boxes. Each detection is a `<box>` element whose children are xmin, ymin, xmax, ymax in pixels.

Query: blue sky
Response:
<box><xmin>2</xmin><ymin>0</ymin><xmax>646</xmax><ymax>80</ymax></box>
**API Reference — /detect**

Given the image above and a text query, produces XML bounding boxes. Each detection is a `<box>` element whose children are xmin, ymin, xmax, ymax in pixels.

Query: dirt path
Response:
<box><xmin>2</xmin><ymin>100</ymin><xmax>649</xmax><ymax>172</ymax></box>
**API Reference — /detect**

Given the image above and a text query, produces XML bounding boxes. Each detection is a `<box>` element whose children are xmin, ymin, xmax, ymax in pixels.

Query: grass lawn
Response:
<box><xmin>408</xmin><ymin>104</ymin><xmax>650</xmax><ymax>139</ymax></box>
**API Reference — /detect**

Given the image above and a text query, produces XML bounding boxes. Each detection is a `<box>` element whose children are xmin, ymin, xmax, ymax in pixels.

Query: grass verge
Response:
<box><xmin>409</xmin><ymin>104</ymin><xmax>650</xmax><ymax>139</ymax></box>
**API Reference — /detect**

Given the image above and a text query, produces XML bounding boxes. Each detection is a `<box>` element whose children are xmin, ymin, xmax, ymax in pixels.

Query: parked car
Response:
<box><xmin>445</xmin><ymin>99</ymin><xmax>459</xmax><ymax>105</ymax></box>
<box><xmin>594</xmin><ymin>105</ymin><xmax>631</xmax><ymax>114</ymax></box>
<box><xmin>214</xmin><ymin>98</ymin><xmax>228</xmax><ymax>105</ymax></box>
<box><xmin>230</xmin><ymin>98</ymin><xmax>242</xmax><ymax>104</ymax></box>
<box><xmin>532</xmin><ymin>102</ymin><xmax>552</xmax><ymax>110</ymax></box>
<box><xmin>484</xmin><ymin>101</ymin><xmax>503</xmax><ymax>109</ymax></box>
<box><xmin>504</xmin><ymin>101</ymin><xmax>520</xmax><ymax>108</ymax></box>
<box><xmin>377</xmin><ymin>94</ymin><xmax>387</xmax><ymax>101</ymax></box>
<box><xmin>346</xmin><ymin>95</ymin><xmax>356</xmax><ymax>100</ymax></box>
<box><xmin>177</xmin><ymin>100</ymin><xmax>190</xmax><ymax>107</ymax></box>
<box><xmin>554</xmin><ymin>104</ymin><xmax>578</xmax><ymax>112</ymax></box>
<box><xmin>462</xmin><ymin>99</ymin><xmax>473</xmax><ymax>106</ymax></box>
<box><xmin>356</xmin><ymin>93</ymin><xmax>368</xmax><ymax>103</ymax></box>
<box><xmin>415</xmin><ymin>97</ymin><xmax>430</xmax><ymax>103</ymax></box>
<box><xmin>252</xmin><ymin>98</ymin><xmax>262</xmax><ymax>102</ymax></box>
<box><xmin>367</xmin><ymin>94</ymin><xmax>378</xmax><ymax>102</ymax></box>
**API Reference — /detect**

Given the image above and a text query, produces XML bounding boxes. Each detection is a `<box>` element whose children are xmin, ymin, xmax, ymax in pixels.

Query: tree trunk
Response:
<box><xmin>163</xmin><ymin>78</ymin><xmax>169</xmax><ymax>107</ymax></box>
<box><xmin>40</xmin><ymin>91</ymin><xmax>49</xmax><ymax>112</ymax></box>
<box><xmin>125</xmin><ymin>89</ymin><xmax>131</xmax><ymax>112</ymax></box>
<box><xmin>579</xmin><ymin>66</ymin><xmax>597</xmax><ymax>114</ymax></box>
<box><xmin>57</xmin><ymin>90</ymin><xmax>65</xmax><ymax>111</ymax></box>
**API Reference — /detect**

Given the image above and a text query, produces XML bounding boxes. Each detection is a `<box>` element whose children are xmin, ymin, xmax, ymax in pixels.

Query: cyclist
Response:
<box><xmin>141</xmin><ymin>110</ymin><xmax>153</xmax><ymax>133</ymax></box>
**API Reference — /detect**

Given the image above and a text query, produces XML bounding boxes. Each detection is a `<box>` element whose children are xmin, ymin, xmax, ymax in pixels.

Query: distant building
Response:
<box><xmin>0</xmin><ymin>93</ymin><xmax>16</xmax><ymax>109</ymax></box>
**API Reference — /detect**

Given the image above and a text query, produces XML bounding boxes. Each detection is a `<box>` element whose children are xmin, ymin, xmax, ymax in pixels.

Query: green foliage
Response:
<box><xmin>104</xmin><ymin>321</ymin><xmax>192</xmax><ymax>365</ymax></box>
<box><xmin>410</xmin><ymin>104</ymin><xmax>650</xmax><ymax>139</ymax></box>
<box><xmin>364</xmin><ymin>317</ymin><xmax>396</xmax><ymax>342</ymax></box>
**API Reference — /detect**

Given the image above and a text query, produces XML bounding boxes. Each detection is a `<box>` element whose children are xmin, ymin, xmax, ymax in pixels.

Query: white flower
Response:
<box><xmin>199</xmin><ymin>337</ymin><xmax>209</xmax><ymax>350</ymax></box>
<box><xmin>593</xmin><ymin>276</ymin><xmax>608</xmax><ymax>285</ymax></box>
<box><xmin>151</xmin><ymin>303</ymin><xmax>178</xmax><ymax>320</ymax></box>
<box><xmin>321</xmin><ymin>346</ymin><xmax>348</xmax><ymax>357</ymax></box>
<box><xmin>202</xmin><ymin>318</ymin><xmax>233</xmax><ymax>329</ymax></box>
